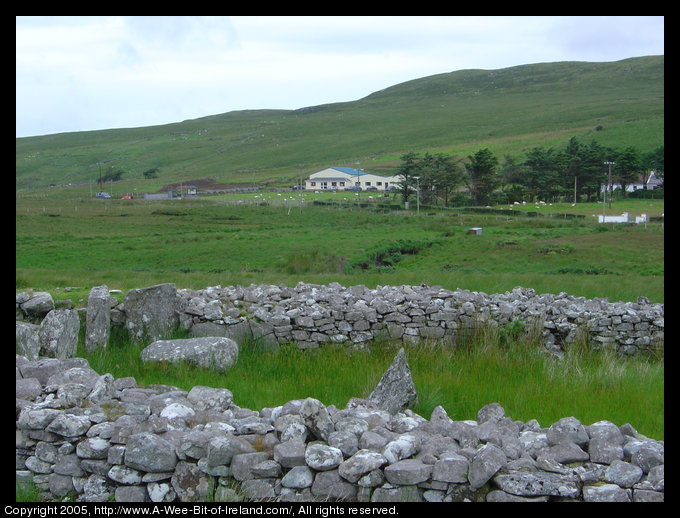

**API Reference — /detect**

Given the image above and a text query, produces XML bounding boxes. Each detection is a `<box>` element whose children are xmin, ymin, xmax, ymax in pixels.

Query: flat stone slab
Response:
<box><xmin>493</xmin><ymin>471</ymin><xmax>581</xmax><ymax>499</ymax></box>
<box><xmin>140</xmin><ymin>336</ymin><xmax>238</xmax><ymax>372</ymax></box>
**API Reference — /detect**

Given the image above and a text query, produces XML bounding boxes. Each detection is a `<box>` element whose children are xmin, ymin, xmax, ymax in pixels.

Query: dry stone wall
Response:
<box><xmin>15</xmin><ymin>283</ymin><xmax>664</xmax><ymax>502</ymax></box>
<box><xmin>16</xmin><ymin>282</ymin><xmax>664</xmax><ymax>359</ymax></box>
<box><xmin>103</xmin><ymin>282</ymin><xmax>663</xmax><ymax>357</ymax></box>
<box><xmin>16</xmin><ymin>354</ymin><xmax>664</xmax><ymax>503</ymax></box>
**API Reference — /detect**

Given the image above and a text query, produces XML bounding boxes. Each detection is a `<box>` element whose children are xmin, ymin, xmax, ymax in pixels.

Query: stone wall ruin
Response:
<box><xmin>16</xmin><ymin>282</ymin><xmax>664</xmax><ymax>360</ymax></box>
<box><xmin>15</xmin><ymin>283</ymin><xmax>664</xmax><ymax>502</ymax></box>
<box><xmin>16</xmin><ymin>353</ymin><xmax>664</xmax><ymax>503</ymax></box>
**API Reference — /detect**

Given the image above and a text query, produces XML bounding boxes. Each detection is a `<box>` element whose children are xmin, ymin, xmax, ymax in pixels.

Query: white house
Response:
<box><xmin>601</xmin><ymin>171</ymin><xmax>663</xmax><ymax>193</ymax></box>
<box><xmin>304</xmin><ymin>167</ymin><xmax>403</xmax><ymax>192</ymax></box>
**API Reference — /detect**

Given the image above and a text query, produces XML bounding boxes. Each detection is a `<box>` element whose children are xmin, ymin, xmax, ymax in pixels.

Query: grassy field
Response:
<box><xmin>79</xmin><ymin>325</ymin><xmax>664</xmax><ymax>441</ymax></box>
<box><xmin>16</xmin><ymin>192</ymin><xmax>664</xmax><ymax>303</ymax></box>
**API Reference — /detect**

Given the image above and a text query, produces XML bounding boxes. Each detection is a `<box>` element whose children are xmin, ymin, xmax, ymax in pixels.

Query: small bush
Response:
<box><xmin>555</xmin><ymin>266</ymin><xmax>619</xmax><ymax>275</ymax></box>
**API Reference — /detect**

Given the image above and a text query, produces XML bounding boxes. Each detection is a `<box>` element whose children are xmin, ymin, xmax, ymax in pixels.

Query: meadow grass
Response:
<box><xmin>15</xmin><ymin>195</ymin><xmax>664</xmax><ymax>303</ymax></box>
<box><xmin>80</xmin><ymin>324</ymin><xmax>664</xmax><ymax>441</ymax></box>
<box><xmin>16</xmin><ymin>478</ymin><xmax>43</xmax><ymax>502</ymax></box>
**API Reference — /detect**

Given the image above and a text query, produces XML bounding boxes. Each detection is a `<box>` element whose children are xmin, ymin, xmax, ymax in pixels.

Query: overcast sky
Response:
<box><xmin>16</xmin><ymin>16</ymin><xmax>664</xmax><ymax>138</ymax></box>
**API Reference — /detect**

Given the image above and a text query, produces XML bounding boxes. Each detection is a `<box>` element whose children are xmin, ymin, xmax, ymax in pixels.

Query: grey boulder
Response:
<box><xmin>124</xmin><ymin>432</ymin><xmax>178</xmax><ymax>473</ymax></box>
<box><xmin>140</xmin><ymin>337</ymin><xmax>238</xmax><ymax>372</ymax></box>
<box><xmin>368</xmin><ymin>348</ymin><xmax>418</xmax><ymax>414</ymax></box>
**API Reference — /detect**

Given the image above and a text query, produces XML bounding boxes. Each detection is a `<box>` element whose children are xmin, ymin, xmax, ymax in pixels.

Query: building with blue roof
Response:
<box><xmin>331</xmin><ymin>167</ymin><xmax>366</xmax><ymax>176</ymax></box>
<box><xmin>304</xmin><ymin>167</ymin><xmax>402</xmax><ymax>192</ymax></box>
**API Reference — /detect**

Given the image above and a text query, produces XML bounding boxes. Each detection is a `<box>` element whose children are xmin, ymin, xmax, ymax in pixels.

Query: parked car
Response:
<box><xmin>344</xmin><ymin>186</ymin><xmax>362</xmax><ymax>191</ymax></box>
<box><xmin>96</xmin><ymin>192</ymin><xmax>112</xmax><ymax>199</ymax></box>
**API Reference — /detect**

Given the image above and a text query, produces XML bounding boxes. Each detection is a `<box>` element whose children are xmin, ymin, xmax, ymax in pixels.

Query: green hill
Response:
<box><xmin>16</xmin><ymin>55</ymin><xmax>663</xmax><ymax>191</ymax></box>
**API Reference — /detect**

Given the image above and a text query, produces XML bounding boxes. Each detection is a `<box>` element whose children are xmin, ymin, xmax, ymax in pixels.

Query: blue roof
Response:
<box><xmin>332</xmin><ymin>167</ymin><xmax>366</xmax><ymax>176</ymax></box>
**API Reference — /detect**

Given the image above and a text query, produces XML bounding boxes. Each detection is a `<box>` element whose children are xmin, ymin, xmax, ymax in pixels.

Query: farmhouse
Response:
<box><xmin>304</xmin><ymin>167</ymin><xmax>403</xmax><ymax>192</ymax></box>
<box><xmin>601</xmin><ymin>171</ymin><xmax>663</xmax><ymax>193</ymax></box>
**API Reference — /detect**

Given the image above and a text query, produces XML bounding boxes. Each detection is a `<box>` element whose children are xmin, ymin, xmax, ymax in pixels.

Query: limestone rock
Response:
<box><xmin>311</xmin><ymin>469</ymin><xmax>357</xmax><ymax>501</ymax></box>
<box><xmin>468</xmin><ymin>443</ymin><xmax>507</xmax><ymax>489</ymax></box>
<box><xmin>281</xmin><ymin>465</ymin><xmax>314</xmax><ymax>489</ymax></box>
<box><xmin>38</xmin><ymin>309</ymin><xmax>80</xmax><ymax>359</ymax></box>
<box><xmin>46</xmin><ymin>413</ymin><xmax>91</xmax><ymax>437</ymax></box>
<box><xmin>304</xmin><ymin>443</ymin><xmax>343</xmax><ymax>471</ymax></box>
<box><xmin>547</xmin><ymin>416</ymin><xmax>589</xmax><ymax>446</ymax></box>
<box><xmin>384</xmin><ymin>458</ymin><xmax>432</xmax><ymax>485</ymax></box>
<box><xmin>140</xmin><ymin>337</ymin><xmax>238</xmax><ymax>372</ymax></box>
<box><xmin>171</xmin><ymin>461</ymin><xmax>212</xmax><ymax>502</ymax></box>
<box><xmin>338</xmin><ymin>450</ymin><xmax>387</xmax><ymax>483</ymax></box>
<box><xmin>299</xmin><ymin>398</ymin><xmax>334</xmax><ymax>441</ymax></box>
<box><xmin>494</xmin><ymin>471</ymin><xmax>581</xmax><ymax>498</ymax></box>
<box><xmin>583</xmin><ymin>483</ymin><xmax>631</xmax><ymax>502</ymax></box>
<box><xmin>124</xmin><ymin>432</ymin><xmax>178</xmax><ymax>473</ymax></box>
<box><xmin>124</xmin><ymin>283</ymin><xmax>179</xmax><ymax>342</ymax></box>
<box><xmin>20</xmin><ymin>291</ymin><xmax>55</xmax><ymax>319</ymax></box>
<box><xmin>16</xmin><ymin>321</ymin><xmax>40</xmax><ymax>360</ymax></box>
<box><xmin>273</xmin><ymin>440</ymin><xmax>307</xmax><ymax>469</ymax></box>
<box><xmin>186</xmin><ymin>385</ymin><xmax>233</xmax><ymax>411</ymax></box>
<box><xmin>85</xmin><ymin>285</ymin><xmax>111</xmax><ymax>352</ymax></box>
<box><xmin>207</xmin><ymin>434</ymin><xmax>256</xmax><ymax>467</ymax></box>
<box><xmin>368</xmin><ymin>348</ymin><xmax>418</xmax><ymax>414</ymax></box>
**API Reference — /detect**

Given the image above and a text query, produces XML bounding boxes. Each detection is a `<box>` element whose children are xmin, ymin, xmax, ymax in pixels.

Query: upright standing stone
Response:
<box><xmin>368</xmin><ymin>348</ymin><xmax>418</xmax><ymax>414</ymax></box>
<box><xmin>299</xmin><ymin>398</ymin><xmax>335</xmax><ymax>441</ymax></box>
<box><xmin>86</xmin><ymin>285</ymin><xmax>111</xmax><ymax>352</ymax></box>
<box><xmin>38</xmin><ymin>309</ymin><xmax>80</xmax><ymax>359</ymax></box>
<box><xmin>16</xmin><ymin>321</ymin><xmax>41</xmax><ymax>360</ymax></box>
<box><xmin>124</xmin><ymin>283</ymin><xmax>179</xmax><ymax>342</ymax></box>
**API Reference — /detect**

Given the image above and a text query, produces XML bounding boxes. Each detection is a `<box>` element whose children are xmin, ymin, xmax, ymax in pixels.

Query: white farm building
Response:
<box><xmin>304</xmin><ymin>167</ymin><xmax>403</xmax><ymax>192</ymax></box>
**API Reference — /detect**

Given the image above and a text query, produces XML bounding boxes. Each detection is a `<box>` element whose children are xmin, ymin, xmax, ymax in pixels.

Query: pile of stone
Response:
<box><xmin>16</xmin><ymin>294</ymin><xmax>80</xmax><ymax>360</ymax></box>
<box><xmin>16</xmin><ymin>349</ymin><xmax>664</xmax><ymax>503</ymax></box>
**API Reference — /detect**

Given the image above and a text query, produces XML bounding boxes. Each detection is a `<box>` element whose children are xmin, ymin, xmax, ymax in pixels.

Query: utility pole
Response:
<box><xmin>416</xmin><ymin>176</ymin><xmax>420</xmax><ymax>214</ymax></box>
<box><xmin>604</xmin><ymin>161</ymin><xmax>615</xmax><ymax>211</ymax></box>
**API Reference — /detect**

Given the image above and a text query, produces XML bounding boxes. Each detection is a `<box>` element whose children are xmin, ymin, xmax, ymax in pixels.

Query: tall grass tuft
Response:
<box><xmin>16</xmin><ymin>479</ymin><xmax>44</xmax><ymax>502</ymax></box>
<box><xmin>80</xmin><ymin>322</ymin><xmax>663</xmax><ymax>440</ymax></box>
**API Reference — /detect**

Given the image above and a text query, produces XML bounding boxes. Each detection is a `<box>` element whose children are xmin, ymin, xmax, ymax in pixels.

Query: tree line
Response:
<box><xmin>396</xmin><ymin>137</ymin><xmax>664</xmax><ymax>206</ymax></box>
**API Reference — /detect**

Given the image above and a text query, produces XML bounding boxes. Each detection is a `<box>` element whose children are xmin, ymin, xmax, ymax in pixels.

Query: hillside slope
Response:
<box><xmin>16</xmin><ymin>56</ymin><xmax>663</xmax><ymax>190</ymax></box>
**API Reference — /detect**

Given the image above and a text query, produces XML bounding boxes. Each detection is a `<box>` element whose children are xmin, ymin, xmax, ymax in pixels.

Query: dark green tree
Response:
<box><xmin>615</xmin><ymin>147</ymin><xmax>643</xmax><ymax>196</ymax></box>
<box><xmin>418</xmin><ymin>152</ymin><xmax>463</xmax><ymax>206</ymax></box>
<box><xmin>466</xmin><ymin>148</ymin><xmax>499</xmax><ymax>205</ymax></box>
<box><xmin>564</xmin><ymin>138</ymin><xmax>608</xmax><ymax>202</ymax></box>
<box><xmin>101</xmin><ymin>169</ymin><xmax>125</xmax><ymax>182</ymax></box>
<box><xmin>396</xmin><ymin>152</ymin><xmax>420</xmax><ymax>204</ymax></box>
<box><xmin>523</xmin><ymin>147</ymin><xmax>565</xmax><ymax>201</ymax></box>
<box><xmin>498</xmin><ymin>155</ymin><xmax>530</xmax><ymax>204</ymax></box>
<box><xmin>642</xmin><ymin>146</ymin><xmax>664</xmax><ymax>184</ymax></box>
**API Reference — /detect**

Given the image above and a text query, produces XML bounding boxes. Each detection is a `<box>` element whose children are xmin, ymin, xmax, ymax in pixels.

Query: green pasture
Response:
<box><xmin>16</xmin><ymin>193</ymin><xmax>663</xmax><ymax>303</ymax></box>
<box><xmin>80</xmin><ymin>326</ymin><xmax>664</xmax><ymax>441</ymax></box>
